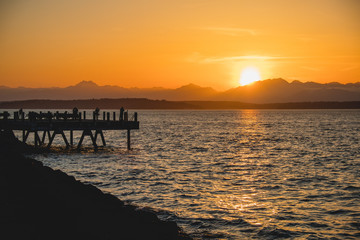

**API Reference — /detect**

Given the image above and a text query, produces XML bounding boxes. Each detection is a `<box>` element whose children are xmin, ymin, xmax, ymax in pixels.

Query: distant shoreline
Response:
<box><xmin>0</xmin><ymin>98</ymin><xmax>359</xmax><ymax>109</ymax></box>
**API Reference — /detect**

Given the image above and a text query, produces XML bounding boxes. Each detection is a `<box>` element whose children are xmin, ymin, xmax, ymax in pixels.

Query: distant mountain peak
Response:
<box><xmin>74</xmin><ymin>80</ymin><xmax>99</xmax><ymax>88</ymax></box>
<box><xmin>260</xmin><ymin>78</ymin><xmax>288</xmax><ymax>84</ymax></box>
<box><xmin>176</xmin><ymin>83</ymin><xmax>217</xmax><ymax>92</ymax></box>
<box><xmin>177</xmin><ymin>83</ymin><xmax>202</xmax><ymax>90</ymax></box>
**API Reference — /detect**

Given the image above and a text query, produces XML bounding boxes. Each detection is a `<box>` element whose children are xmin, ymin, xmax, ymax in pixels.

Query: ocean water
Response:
<box><xmin>29</xmin><ymin>110</ymin><xmax>359</xmax><ymax>239</ymax></box>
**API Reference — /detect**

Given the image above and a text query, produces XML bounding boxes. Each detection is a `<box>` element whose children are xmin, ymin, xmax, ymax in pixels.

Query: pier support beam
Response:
<box><xmin>70</xmin><ymin>130</ymin><xmax>73</xmax><ymax>146</ymax></box>
<box><xmin>23</xmin><ymin>130</ymin><xmax>30</xmax><ymax>143</ymax></box>
<box><xmin>47</xmin><ymin>130</ymin><xmax>70</xmax><ymax>149</ymax></box>
<box><xmin>94</xmin><ymin>130</ymin><xmax>106</xmax><ymax>146</ymax></box>
<box><xmin>34</xmin><ymin>131</ymin><xmax>41</xmax><ymax>147</ymax></box>
<box><xmin>127</xmin><ymin>129</ymin><xmax>131</xmax><ymax>150</ymax></box>
<box><xmin>78</xmin><ymin>130</ymin><xmax>97</xmax><ymax>149</ymax></box>
<box><xmin>41</xmin><ymin>130</ymin><xmax>51</xmax><ymax>145</ymax></box>
<box><xmin>22</xmin><ymin>130</ymin><xmax>42</xmax><ymax>147</ymax></box>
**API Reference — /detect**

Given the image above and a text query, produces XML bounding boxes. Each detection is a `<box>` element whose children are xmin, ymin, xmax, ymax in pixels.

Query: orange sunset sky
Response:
<box><xmin>1</xmin><ymin>0</ymin><xmax>359</xmax><ymax>90</ymax></box>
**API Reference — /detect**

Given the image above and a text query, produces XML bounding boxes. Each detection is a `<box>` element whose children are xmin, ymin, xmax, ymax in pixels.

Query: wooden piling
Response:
<box><xmin>94</xmin><ymin>130</ymin><xmax>106</xmax><ymax>146</ymax></box>
<box><xmin>78</xmin><ymin>130</ymin><xmax>97</xmax><ymax>149</ymax></box>
<box><xmin>127</xmin><ymin>129</ymin><xmax>131</xmax><ymax>150</ymax></box>
<box><xmin>47</xmin><ymin>130</ymin><xmax>70</xmax><ymax>148</ymax></box>
<box><xmin>70</xmin><ymin>130</ymin><xmax>73</xmax><ymax>145</ymax></box>
<box><xmin>41</xmin><ymin>131</ymin><xmax>46</xmax><ymax>144</ymax></box>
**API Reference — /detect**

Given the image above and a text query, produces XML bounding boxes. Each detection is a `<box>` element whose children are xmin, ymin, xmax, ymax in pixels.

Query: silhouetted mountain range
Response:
<box><xmin>1</xmin><ymin>79</ymin><xmax>359</xmax><ymax>103</ymax></box>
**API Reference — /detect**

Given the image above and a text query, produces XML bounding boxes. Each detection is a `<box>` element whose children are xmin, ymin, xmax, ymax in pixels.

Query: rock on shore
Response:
<box><xmin>0</xmin><ymin>131</ymin><xmax>191</xmax><ymax>240</ymax></box>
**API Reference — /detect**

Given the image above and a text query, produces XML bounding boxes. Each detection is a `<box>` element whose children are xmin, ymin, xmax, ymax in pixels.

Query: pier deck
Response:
<box><xmin>0</xmin><ymin>109</ymin><xmax>139</xmax><ymax>150</ymax></box>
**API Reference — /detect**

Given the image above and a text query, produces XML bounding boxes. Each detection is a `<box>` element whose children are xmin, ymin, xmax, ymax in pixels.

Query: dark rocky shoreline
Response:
<box><xmin>0</xmin><ymin>131</ymin><xmax>191</xmax><ymax>240</ymax></box>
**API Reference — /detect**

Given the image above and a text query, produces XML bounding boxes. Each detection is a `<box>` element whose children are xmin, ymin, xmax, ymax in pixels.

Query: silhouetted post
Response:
<box><xmin>103</xmin><ymin>111</ymin><xmax>105</xmax><ymax>120</ymax></box>
<box><xmin>34</xmin><ymin>131</ymin><xmax>41</xmax><ymax>147</ymax></box>
<box><xmin>113</xmin><ymin>112</ymin><xmax>116</xmax><ymax>121</ymax></box>
<box><xmin>107</xmin><ymin>112</ymin><xmax>110</xmax><ymax>121</ymax></box>
<box><xmin>127</xmin><ymin>129</ymin><xmax>131</xmax><ymax>150</ymax></box>
<box><xmin>14</xmin><ymin>112</ymin><xmax>19</xmax><ymax>121</ymax></box>
<box><xmin>94</xmin><ymin>130</ymin><xmax>106</xmax><ymax>146</ymax></box>
<box><xmin>23</xmin><ymin>131</ymin><xmax>30</xmax><ymax>143</ymax></box>
<box><xmin>41</xmin><ymin>131</ymin><xmax>49</xmax><ymax>145</ymax></box>
<box><xmin>124</xmin><ymin>111</ymin><xmax>128</xmax><ymax>121</ymax></box>
<box><xmin>134</xmin><ymin>112</ymin><xmax>138</xmax><ymax>122</ymax></box>
<box><xmin>73</xmin><ymin>107</ymin><xmax>78</xmax><ymax>120</ymax></box>
<box><xmin>70</xmin><ymin>130</ymin><xmax>73</xmax><ymax>145</ymax></box>
<box><xmin>47</xmin><ymin>111</ymin><xmax>52</xmax><ymax>123</ymax></box>
<box><xmin>83</xmin><ymin>111</ymin><xmax>86</xmax><ymax>120</ymax></box>
<box><xmin>120</xmin><ymin>107</ymin><xmax>124</xmax><ymax>121</ymax></box>
<box><xmin>64</xmin><ymin>111</ymin><xmax>68</xmax><ymax>121</ymax></box>
<box><xmin>34</xmin><ymin>131</ymin><xmax>37</xmax><ymax>147</ymax></box>
<box><xmin>41</xmin><ymin>131</ymin><xmax>45</xmax><ymax>144</ymax></box>
<box><xmin>19</xmin><ymin>109</ymin><xmax>24</xmax><ymax>121</ymax></box>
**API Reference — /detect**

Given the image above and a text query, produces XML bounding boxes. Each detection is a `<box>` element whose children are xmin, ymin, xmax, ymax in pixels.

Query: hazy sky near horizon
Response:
<box><xmin>1</xmin><ymin>0</ymin><xmax>359</xmax><ymax>89</ymax></box>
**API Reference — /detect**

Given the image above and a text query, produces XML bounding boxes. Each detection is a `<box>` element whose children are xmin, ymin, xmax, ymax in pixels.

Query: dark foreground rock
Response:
<box><xmin>0</xmin><ymin>131</ymin><xmax>191</xmax><ymax>240</ymax></box>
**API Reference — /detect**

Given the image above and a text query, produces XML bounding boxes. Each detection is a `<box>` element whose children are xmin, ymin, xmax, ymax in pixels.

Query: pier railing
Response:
<box><xmin>0</xmin><ymin>109</ymin><xmax>139</xmax><ymax>150</ymax></box>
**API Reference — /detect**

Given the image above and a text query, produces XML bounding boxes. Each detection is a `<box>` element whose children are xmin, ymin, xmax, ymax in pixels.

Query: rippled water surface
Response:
<box><xmin>32</xmin><ymin>110</ymin><xmax>359</xmax><ymax>239</ymax></box>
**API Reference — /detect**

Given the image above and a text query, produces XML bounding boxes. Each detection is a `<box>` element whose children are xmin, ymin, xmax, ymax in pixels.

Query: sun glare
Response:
<box><xmin>239</xmin><ymin>67</ymin><xmax>261</xmax><ymax>86</ymax></box>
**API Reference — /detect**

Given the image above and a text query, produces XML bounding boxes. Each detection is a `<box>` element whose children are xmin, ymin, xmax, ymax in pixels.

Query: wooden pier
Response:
<box><xmin>0</xmin><ymin>108</ymin><xmax>139</xmax><ymax>150</ymax></box>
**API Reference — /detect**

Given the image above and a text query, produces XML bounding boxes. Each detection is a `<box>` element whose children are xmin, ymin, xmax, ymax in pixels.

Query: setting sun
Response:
<box><xmin>239</xmin><ymin>67</ymin><xmax>261</xmax><ymax>86</ymax></box>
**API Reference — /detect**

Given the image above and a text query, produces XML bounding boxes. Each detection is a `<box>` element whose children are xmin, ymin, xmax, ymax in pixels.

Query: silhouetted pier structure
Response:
<box><xmin>0</xmin><ymin>108</ymin><xmax>139</xmax><ymax>150</ymax></box>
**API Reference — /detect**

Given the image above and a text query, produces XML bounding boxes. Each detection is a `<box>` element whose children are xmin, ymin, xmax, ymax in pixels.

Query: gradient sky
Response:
<box><xmin>1</xmin><ymin>0</ymin><xmax>359</xmax><ymax>89</ymax></box>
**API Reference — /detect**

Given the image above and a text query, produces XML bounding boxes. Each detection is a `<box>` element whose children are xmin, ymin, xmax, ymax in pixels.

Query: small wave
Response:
<box><xmin>84</xmin><ymin>173</ymin><xmax>98</xmax><ymax>178</ymax></box>
<box><xmin>304</xmin><ymin>193</ymin><xmax>338</xmax><ymax>200</ymax></box>
<box><xmin>259</xmin><ymin>185</ymin><xmax>281</xmax><ymax>190</ymax></box>
<box><xmin>343</xmin><ymin>185</ymin><xmax>360</xmax><ymax>191</ymax></box>
<box><xmin>286</xmin><ymin>176</ymin><xmax>328</xmax><ymax>184</ymax></box>
<box><xmin>186</xmin><ymin>216</ymin><xmax>254</xmax><ymax>231</ymax></box>
<box><xmin>307</xmin><ymin>222</ymin><xmax>329</xmax><ymax>228</ymax></box>
<box><xmin>129</xmin><ymin>169</ymin><xmax>144</xmax><ymax>175</ymax></box>
<box><xmin>275</xmin><ymin>212</ymin><xmax>302</xmax><ymax>221</ymax></box>
<box><xmin>350</xmin><ymin>222</ymin><xmax>360</xmax><ymax>230</ymax></box>
<box><xmin>197</xmin><ymin>231</ymin><xmax>228</xmax><ymax>239</ymax></box>
<box><xmin>99</xmin><ymin>182</ymin><xmax>112</xmax><ymax>187</ymax></box>
<box><xmin>262</xmin><ymin>164</ymin><xmax>275</xmax><ymax>168</ymax></box>
<box><xmin>149</xmin><ymin>181</ymin><xmax>171</xmax><ymax>186</ymax></box>
<box><xmin>179</xmin><ymin>193</ymin><xmax>200</xmax><ymax>199</ymax></box>
<box><xmin>226</xmin><ymin>218</ymin><xmax>252</xmax><ymax>226</ymax></box>
<box><xmin>258</xmin><ymin>226</ymin><xmax>297</xmax><ymax>239</ymax></box>
<box><xmin>191</xmin><ymin>147</ymin><xmax>208</xmax><ymax>152</ymax></box>
<box><xmin>326</xmin><ymin>209</ymin><xmax>354</xmax><ymax>215</ymax></box>
<box><xmin>123</xmin><ymin>176</ymin><xmax>137</xmax><ymax>181</ymax></box>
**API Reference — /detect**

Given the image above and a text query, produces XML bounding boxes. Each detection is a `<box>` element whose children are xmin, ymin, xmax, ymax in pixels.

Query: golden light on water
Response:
<box><xmin>239</xmin><ymin>67</ymin><xmax>261</xmax><ymax>86</ymax></box>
